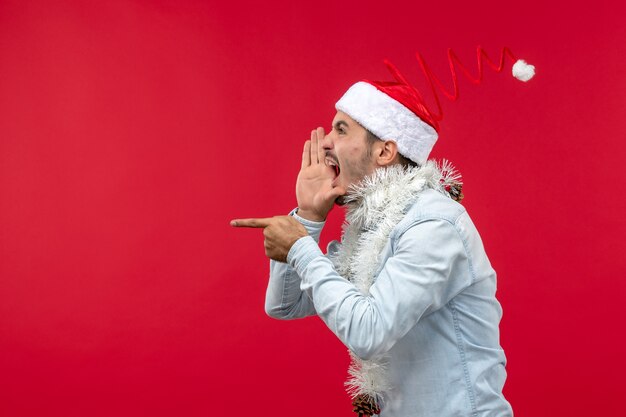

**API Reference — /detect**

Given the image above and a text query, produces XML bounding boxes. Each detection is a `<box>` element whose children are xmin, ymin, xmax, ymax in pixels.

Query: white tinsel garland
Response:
<box><xmin>330</xmin><ymin>160</ymin><xmax>462</xmax><ymax>411</ymax></box>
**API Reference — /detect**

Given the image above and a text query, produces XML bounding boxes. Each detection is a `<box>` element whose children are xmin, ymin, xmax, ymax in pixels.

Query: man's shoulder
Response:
<box><xmin>409</xmin><ymin>188</ymin><xmax>466</xmax><ymax>222</ymax></box>
<box><xmin>390</xmin><ymin>188</ymin><xmax>467</xmax><ymax>239</ymax></box>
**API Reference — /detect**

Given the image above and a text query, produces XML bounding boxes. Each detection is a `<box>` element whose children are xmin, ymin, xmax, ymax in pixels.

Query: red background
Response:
<box><xmin>1</xmin><ymin>1</ymin><xmax>625</xmax><ymax>416</ymax></box>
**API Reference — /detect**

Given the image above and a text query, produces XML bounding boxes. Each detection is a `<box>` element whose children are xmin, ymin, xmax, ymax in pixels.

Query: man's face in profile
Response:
<box><xmin>322</xmin><ymin>111</ymin><xmax>377</xmax><ymax>204</ymax></box>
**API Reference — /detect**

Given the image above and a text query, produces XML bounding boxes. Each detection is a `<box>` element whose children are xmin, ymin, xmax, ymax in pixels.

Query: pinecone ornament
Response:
<box><xmin>445</xmin><ymin>182</ymin><xmax>464</xmax><ymax>203</ymax></box>
<box><xmin>352</xmin><ymin>394</ymin><xmax>380</xmax><ymax>417</ymax></box>
<box><xmin>438</xmin><ymin>159</ymin><xmax>464</xmax><ymax>203</ymax></box>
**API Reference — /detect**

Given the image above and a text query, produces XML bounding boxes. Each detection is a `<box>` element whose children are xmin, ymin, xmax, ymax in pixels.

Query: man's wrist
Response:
<box><xmin>295</xmin><ymin>209</ymin><xmax>326</xmax><ymax>222</ymax></box>
<box><xmin>290</xmin><ymin>208</ymin><xmax>325</xmax><ymax>242</ymax></box>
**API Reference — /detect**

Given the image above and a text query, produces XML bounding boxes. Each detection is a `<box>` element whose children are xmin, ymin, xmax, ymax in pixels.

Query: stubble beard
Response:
<box><xmin>334</xmin><ymin>146</ymin><xmax>375</xmax><ymax>207</ymax></box>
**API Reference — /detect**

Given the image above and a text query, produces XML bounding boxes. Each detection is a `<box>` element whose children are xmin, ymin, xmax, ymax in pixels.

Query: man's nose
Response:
<box><xmin>320</xmin><ymin>132</ymin><xmax>333</xmax><ymax>150</ymax></box>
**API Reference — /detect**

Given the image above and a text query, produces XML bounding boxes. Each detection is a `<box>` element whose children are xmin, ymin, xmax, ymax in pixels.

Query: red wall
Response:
<box><xmin>1</xmin><ymin>1</ymin><xmax>625</xmax><ymax>416</ymax></box>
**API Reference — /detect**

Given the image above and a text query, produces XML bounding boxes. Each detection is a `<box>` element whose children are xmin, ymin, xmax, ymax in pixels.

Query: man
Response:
<box><xmin>232</xmin><ymin>71</ymin><xmax>514</xmax><ymax>416</ymax></box>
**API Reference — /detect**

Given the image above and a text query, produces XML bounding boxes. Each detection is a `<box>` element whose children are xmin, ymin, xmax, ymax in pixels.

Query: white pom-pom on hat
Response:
<box><xmin>512</xmin><ymin>59</ymin><xmax>535</xmax><ymax>82</ymax></box>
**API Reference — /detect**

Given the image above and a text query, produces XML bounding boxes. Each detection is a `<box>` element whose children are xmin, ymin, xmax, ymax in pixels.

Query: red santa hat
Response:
<box><xmin>335</xmin><ymin>46</ymin><xmax>535</xmax><ymax>165</ymax></box>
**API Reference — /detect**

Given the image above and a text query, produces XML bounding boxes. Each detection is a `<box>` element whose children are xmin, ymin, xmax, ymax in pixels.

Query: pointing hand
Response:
<box><xmin>231</xmin><ymin>216</ymin><xmax>308</xmax><ymax>263</ymax></box>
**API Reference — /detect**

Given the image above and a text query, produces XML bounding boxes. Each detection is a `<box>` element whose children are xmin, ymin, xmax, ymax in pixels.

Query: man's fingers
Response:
<box><xmin>230</xmin><ymin>218</ymin><xmax>272</xmax><ymax>228</ymax></box>
<box><xmin>310</xmin><ymin>129</ymin><xmax>319</xmax><ymax>164</ymax></box>
<box><xmin>316</xmin><ymin>127</ymin><xmax>326</xmax><ymax>164</ymax></box>
<box><xmin>301</xmin><ymin>140</ymin><xmax>311</xmax><ymax>168</ymax></box>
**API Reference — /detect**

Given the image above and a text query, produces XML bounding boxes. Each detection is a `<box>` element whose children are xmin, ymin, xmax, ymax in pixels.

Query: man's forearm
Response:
<box><xmin>263</xmin><ymin>209</ymin><xmax>326</xmax><ymax>319</ymax></box>
<box><xmin>265</xmin><ymin>257</ymin><xmax>316</xmax><ymax>319</ymax></box>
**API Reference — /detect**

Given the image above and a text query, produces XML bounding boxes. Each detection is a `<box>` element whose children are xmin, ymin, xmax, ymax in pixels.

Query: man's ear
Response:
<box><xmin>374</xmin><ymin>140</ymin><xmax>400</xmax><ymax>167</ymax></box>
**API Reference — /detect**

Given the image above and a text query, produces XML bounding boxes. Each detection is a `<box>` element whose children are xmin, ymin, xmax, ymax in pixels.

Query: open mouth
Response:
<box><xmin>326</xmin><ymin>157</ymin><xmax>340</xmax><ymax>178</ymax></box>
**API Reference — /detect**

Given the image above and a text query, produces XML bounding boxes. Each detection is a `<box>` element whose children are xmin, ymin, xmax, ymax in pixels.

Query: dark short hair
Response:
<box><xmin>365</xmin><ymin>130</ymin><xmax>419</xmax><ymax>168</ymax></box>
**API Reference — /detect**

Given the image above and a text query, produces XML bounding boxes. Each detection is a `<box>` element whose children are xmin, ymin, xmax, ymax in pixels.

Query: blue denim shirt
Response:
<box><xmin>265</xmin><ymin>189</ymin><xmax>513</xmax><ymax>417</ymax></box>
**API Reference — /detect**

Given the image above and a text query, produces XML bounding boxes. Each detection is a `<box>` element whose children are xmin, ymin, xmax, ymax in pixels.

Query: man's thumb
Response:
<box><xmin>327</xmin><ymin>186</ymin><xmax>347</xmax><ymax>200</ymax></box>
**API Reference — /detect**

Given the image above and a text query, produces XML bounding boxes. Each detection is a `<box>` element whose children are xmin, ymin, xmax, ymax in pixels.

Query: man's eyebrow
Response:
<box><xmin>333</xmin><ymin>120</ymin><xmax>349</xmax><ymax>129</ymax></box>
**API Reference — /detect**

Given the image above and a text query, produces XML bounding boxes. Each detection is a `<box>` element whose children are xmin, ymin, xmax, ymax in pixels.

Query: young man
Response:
<box><xmin>232</xmin><ymin>78</ymin><xmax>513</xmax><ymax>417</ymax></box>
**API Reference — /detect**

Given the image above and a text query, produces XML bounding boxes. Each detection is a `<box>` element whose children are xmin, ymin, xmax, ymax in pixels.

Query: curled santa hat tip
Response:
<box><xmin>335</xmin><ymin>47</ymin><xmax>536</xmax><ymax>165</ymax></box>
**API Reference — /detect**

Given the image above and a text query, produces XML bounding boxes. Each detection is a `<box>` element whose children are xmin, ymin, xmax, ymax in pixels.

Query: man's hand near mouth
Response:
<box><xmin>295</xmin><ymin>127</ymin><xmax>346</xmax><ymax>222</ymax></box>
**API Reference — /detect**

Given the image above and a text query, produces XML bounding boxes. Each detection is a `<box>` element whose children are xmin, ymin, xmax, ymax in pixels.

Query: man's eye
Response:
<box><xmin>332</xmin><ymin>125</ymin><xmax>346</xmax><ymax>134</ymax></box>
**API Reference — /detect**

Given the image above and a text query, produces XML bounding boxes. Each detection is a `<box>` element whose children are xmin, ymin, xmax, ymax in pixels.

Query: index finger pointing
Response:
<box><xmin>230</xmin><ymin>218</ymin><xmax>272</xmax><ymax>228</ymax></box>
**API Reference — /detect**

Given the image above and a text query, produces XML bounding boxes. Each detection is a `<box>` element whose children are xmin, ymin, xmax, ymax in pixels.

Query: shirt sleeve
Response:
<box><xmin>287</xmin><ymin>218</ymin><xmax>471</xmax><ymax>360</ymax></box>
<box><xmin>264</xmin><ymin>208</ymin><xmax>325</xmax><ymax>320</ymax></box>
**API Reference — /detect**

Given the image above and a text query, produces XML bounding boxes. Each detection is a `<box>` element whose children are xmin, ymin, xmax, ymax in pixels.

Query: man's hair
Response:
<box><xmin>365</xmin><ymin>130</ymin><xmax>419</xmax><ymax>168</ymax></box>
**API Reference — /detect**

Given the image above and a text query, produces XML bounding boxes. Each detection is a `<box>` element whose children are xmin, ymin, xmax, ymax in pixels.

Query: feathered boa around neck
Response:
<box><xmin>329</xmin><ymin>159</ymin><xmax>462</xmax><ymax>411</ymax></box>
